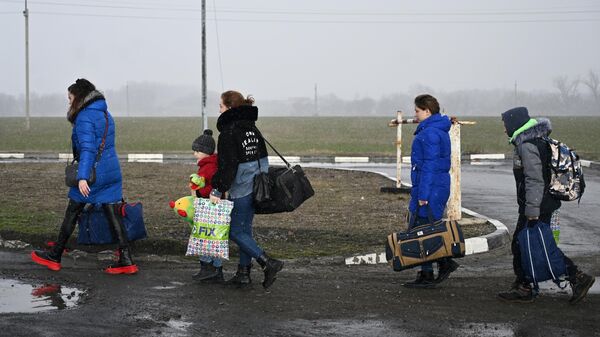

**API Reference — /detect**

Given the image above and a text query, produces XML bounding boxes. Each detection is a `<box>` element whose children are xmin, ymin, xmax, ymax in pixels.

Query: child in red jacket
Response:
<box><xmin>190</xmin><ymin>130</ymin><xmax>218</xmax><ymax>199</ymax></box>
<box><xmin>189</xmin><ymin>129</ymin><xmax>222</xmax><ymax>282</ymax></box>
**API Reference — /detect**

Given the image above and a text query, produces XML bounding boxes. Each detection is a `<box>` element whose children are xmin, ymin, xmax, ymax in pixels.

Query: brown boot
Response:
<box><xmin>497</xmin><ymin>282</ymin><xmax>534</xmax><ymax>303</ymax></box>
<box><xmin>569</xmin><ymin>271</ymin><xmax>595</xmax><ymax>304</ymax></box>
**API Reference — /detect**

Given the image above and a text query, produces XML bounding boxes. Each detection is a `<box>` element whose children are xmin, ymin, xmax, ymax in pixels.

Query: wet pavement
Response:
<box><xmin>0</xmin><ymin>278</ymin><xmax>83</xmax><ymax>313</ymax></box>
<box><xmin>0</xmin><ymin>244</ymin><xmax>597</xmax><ymax>337</ymax></box>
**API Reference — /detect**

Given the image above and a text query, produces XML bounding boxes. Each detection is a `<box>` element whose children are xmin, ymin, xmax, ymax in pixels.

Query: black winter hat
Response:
<box><xmin>501</xmin><ymin>107</ymin><xmax>531</xmax><ymax>137</ymax></box>
<box><xmin>192</xmin><ymin>129</ymin><xmax>216</xmax><ymax>154</ymax></box>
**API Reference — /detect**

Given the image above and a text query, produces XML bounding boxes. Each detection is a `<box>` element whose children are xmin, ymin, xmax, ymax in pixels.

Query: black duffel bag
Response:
<box><xmin>252</xmin><ymin>131</ymin><xmax>314</xmax><ymax>214</ymax></box>
<box><xmin>254</xmin><ymin>164</ymin><xmax>314</xmax><ymax>214</ymax></box>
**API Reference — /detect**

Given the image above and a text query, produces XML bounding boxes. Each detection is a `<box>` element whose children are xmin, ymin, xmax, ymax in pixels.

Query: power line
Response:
<box><xmin>32</xmin><ymin>10</ymin><xmax>199</xmax><ymax>20</ymax></box>
<box><xmin>28</xmin><ymin>11</ymin><xmax>600</xmax><ymax>24</ymax></box>
<box><xmin>205</xmin><ymin>8</ymin><xmax>600</xmax><ymax>17</ymax></box>
<box><xmin>212</xmin><ymin>0</ymin><xmax>224</xmax><ymax>92</ymax></box>
<box><xmin>2</xmin><ymin>0</ymin><xmax>600</xmax><ymax>17</ymax></box>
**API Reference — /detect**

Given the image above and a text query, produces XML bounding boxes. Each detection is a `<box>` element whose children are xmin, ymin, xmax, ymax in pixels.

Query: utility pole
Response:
<box><xmin>314</xmin><ymin>83</ymin><xmax>318</xmax><ymax>116</ymax></box>
<box><xmin>126</xmin><ymin>82</ymin><xmax>130</xmax><ymax>117</ymax></box>
<box><xmin>201</xmin><ymin>0</ymin><xmax>208</xmax><ymax>131</ymax></box>
<box><xmin>514</xmin><ymin>81</ymin><xmax>518</xmax><ymax>106</ymax></box>
<box><xmin>23</xmin><ymin>0</ymin><xmax>30</xmax><ymax>130</ymax></box>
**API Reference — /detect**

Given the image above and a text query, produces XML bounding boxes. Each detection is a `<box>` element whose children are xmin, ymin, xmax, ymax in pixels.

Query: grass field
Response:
<box><xmin>1</xmin><ymin>116</ymin><xmax>599</xmax><ymax>159</ymax></box>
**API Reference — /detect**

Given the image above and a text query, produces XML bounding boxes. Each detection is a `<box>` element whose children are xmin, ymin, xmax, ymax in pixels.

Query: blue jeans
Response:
<box><xmin>408</xmin><ymin>215</ymin><xmax>435</xmax><ymax>273</ymax></box>
<box><xmin>199</xmin><ymin>256</ymin><xmax>222</xmax><ymax>268</ymax></box>
<box><xmin>228</xmin><ymin>194</ymin><xmax>264</xmax><ymax>266</ymax></box>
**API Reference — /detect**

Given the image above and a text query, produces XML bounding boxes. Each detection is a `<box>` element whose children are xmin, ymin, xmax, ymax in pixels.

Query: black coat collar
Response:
<box><xmin>216</xmin><ymin>105</ymin><xmax>259</xmax><ymax>132</ymax></box>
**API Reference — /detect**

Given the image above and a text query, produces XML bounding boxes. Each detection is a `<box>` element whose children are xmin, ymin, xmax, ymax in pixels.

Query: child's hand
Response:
<box><xmin>209</xmin><ymin>194</ymin><xmax>221</xmax><ymax>204</ymax></box>
<box><xmin>189</xmin><ymin>174</ymin><xmax>206</xmax><ymax>190</ymax></box>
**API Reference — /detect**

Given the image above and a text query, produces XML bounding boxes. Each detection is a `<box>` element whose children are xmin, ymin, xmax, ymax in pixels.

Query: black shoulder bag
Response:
<box><xmin>252</xmin><ymin>128</ymin><xmax>315</xmax><ymax>214</ymax></box>
<box><xmin>65</xmin><ymin>111</ymin><xmax>109</xmax><ymax>187</ymax></box>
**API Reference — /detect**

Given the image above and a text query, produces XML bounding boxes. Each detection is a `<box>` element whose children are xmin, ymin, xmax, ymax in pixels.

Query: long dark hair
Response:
<box><xmin>67</xmin><ymin>78</ymin><xmax>96</xmax><ymax>123</ymax></box>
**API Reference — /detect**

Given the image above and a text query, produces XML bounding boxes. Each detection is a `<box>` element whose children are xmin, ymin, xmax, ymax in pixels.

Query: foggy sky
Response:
<box><xmin>1</xmin><ymin>0</ymin><xmax>599</xmax><ymax>100</ymax></box>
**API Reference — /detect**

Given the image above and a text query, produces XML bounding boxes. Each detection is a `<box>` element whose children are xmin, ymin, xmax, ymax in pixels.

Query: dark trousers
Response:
<box><xmin>55</xmin><ymin>199</ymin><xmax>129</xmax><ymax>252</ymax></box>
<box><xmin>55</xmin><ymin>199</ymin><xmax>86</xmax><ymax>252</ymax></box>
<box><xmin>511</xmin><ymin>213</ymin><xmax>578</xmax><ymax>283</ymax></box>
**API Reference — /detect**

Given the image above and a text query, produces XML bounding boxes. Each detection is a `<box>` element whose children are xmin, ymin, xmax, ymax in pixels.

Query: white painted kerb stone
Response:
<box><xmin>268</xmin><ymin>156</ymin><xmax>300</xmax><ymax>165</ymax></box>
<box><xmin>334</xmin><ymin>157</ymin><xmax>369</xmax><ymax>163</ymax></box>
<box><xmin>128</xmin><ymin>154</ymin><xmax>164</xmax><ymax>163</ymax></box>
<box><xmin>59</xmin><ymin>153</ymin><xmax>74</xmax><ymax>160</ymax></box>
<box><xmin>470</xmin><ymin>154</ymin><xmax>505</xmax><ymax>160</ymax></box>
<box><xmin>0</xmin><ymin>153</ymin><xmax>24</xmax><ymax>159</ymax></box>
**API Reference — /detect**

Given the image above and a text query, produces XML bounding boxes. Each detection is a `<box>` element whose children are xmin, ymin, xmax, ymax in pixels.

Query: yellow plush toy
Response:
<box><xmin>169</xmin><ymin>196</ymin><xmax>195</xmax><ymax>229</ymax></box>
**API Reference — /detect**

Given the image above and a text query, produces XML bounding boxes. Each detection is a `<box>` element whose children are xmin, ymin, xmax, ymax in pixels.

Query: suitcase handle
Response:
<box><xmin>409</xmin><ymin>204</ymin><xmax>436</xmax><ymax>227</ymax></box>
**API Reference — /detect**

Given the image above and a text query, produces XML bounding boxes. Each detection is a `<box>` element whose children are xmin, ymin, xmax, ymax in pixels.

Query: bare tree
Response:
<box><xmin>582</xmin><ymin>69</ymin><xmax>600</xmax><ymax>105</ymax></box>
<box><xmin>553</xmin><ymin>75</ymin><xmax>580</xmax><ymax>109</ymax></box>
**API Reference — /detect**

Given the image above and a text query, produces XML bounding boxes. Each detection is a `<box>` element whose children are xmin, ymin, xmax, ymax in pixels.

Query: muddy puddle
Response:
<box><xmin>0</xmin><ymin>278</ymin><xmax>84</xmax><ymax>314</ymax></box>
<box><xmin>279</xmin><ymin>319</ymin><xmax>518</xmax><ymax>337</ymax></box>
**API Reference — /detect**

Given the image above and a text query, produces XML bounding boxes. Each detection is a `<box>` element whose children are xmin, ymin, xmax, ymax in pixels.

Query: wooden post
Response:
<box><xmin>447</xmin><ymin>123</ymin><xmax>461</xmax><ymax>221</ymax></box>
<box><xmin>382</xmin><ymin>113</ymin><xmax>412</xmax><ymax>194</ymax></box>
<box><xmin>395</xmin><ymin>110</ymin><xmax>402</xmax><ymax>188</ymax></box>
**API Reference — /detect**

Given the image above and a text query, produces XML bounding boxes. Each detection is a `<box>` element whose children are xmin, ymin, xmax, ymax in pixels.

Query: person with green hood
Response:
<box><xmin>498</xmin><ymin>107</ymin><xmax>594</xmax><ymax>304</ymax></box>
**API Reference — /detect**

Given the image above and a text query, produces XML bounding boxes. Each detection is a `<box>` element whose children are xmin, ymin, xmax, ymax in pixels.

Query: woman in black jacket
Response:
<box><xmin>209</xmin><ymin>90</ymin><xmax>283</xmax><ymax>289</ymax></box>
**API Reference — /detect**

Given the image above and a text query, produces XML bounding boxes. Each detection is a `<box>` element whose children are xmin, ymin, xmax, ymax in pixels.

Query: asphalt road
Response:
<box><xmin>0</xmin><ymin>163</ymin><xmax>598</xmax><ymax>337</ymax></box>
<box><xmin>318</xmin><ymin>162</ymin><xmax>600</xmax><ymax>256</ymax></box>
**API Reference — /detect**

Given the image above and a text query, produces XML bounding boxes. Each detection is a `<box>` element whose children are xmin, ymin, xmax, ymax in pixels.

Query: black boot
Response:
<box><xmin>569</xmin><ymin>271</ymin><xmax>595</xmax><ymax>304</ymax></box>
<box><xmin>31</xmin><ymin>199</ymin><xmax>85</xmax><ymax>271</ymax></box>
<box><xmin>436</xmin><ymin>259</ymin><xmax>459</xmax><ymax>283</ymax></box>
<box><xmin>208</xmin><ymin>266</ymin><xmax>224</xmax><ymax>283</ymax></box>
<box><xmin>403</xmin><ymin>270</ymin><xmax>436</xmax><ymax>289</ymax></box>
<box><xmin>103</xmin><ymin>204</ymin><xmax>138</xmax><ymax>275</ymax></box>
<box><xmin>31</xmin><ymin>250</ymin><xmax>62</xmax><ymax>271</ymax></box>
<box><xmin>224</xmin><ymin>264</ymin><xmax>252</xmax><ymax>288</ymax></box>
<box><xmin>104</xmin><ymin>247</ymin><xmax>138</xmax><ymax>275</ymax></box>
<box><xmin>257</xmin><ymin>253</ymin><xmax>284</xmax><ymax>289</ymax></box>
<box><xmin>193</xmin><ymin>261</ymin><xmax>224</xmax><ymax>283</ymax></box>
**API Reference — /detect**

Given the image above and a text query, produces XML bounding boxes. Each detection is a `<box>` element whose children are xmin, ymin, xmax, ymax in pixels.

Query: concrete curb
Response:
<box><xmin>0</xmin><ymin>152</ymin><xmax>507</xmax><ymax>164</ymax></box>
<box><xmin>4</xmin><ymin>152</ymin><xmax>600</xmax><ymax>170</ymax></box>
<box><xmin>344</xmin><ymin>170</ymin><xmax>511</xmax><ymax>265</ymax></box>
<box><xmin>2</xmin><ymin>152</ymin><xmax>600</xmax><ymax>169</ymax></box>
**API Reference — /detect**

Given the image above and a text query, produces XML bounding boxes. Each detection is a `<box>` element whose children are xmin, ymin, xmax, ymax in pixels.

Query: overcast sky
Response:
<box><xmin>1</xmin><ymin>0</ymin><xmax>599</xmax><ymax>100</ymax></box>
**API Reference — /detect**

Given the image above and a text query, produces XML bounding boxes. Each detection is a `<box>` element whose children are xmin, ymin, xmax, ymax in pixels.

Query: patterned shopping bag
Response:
<box><xmin>185</xmin><ymin>198</ymin><xmax>234</xmax><ymax>259</ymax></box>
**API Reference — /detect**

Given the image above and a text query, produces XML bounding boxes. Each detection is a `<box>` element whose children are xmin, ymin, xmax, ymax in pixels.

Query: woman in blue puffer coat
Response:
<box><xmin>31</xmin><ymin>78</ymin><xmax>138</xmax><ymax>274</ymax></box>
<box><xmin>403</xmin><ymin>94</ymin><xmax>458</xmax><ymax>289</ymax></box>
